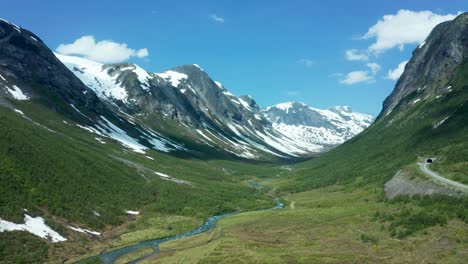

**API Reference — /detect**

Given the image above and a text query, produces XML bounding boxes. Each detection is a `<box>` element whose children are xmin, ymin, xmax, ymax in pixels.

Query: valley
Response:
<box><xmin>0</xmin><ymin>6</ymin><xmax>467</xmax><ymax>264</ymax></box>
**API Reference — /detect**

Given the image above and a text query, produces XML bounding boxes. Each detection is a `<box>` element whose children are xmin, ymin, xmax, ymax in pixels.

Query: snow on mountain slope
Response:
<box><xmin>55</xmin><ymin>53</ymin><xmax>150</xmax><ymax>102</ymax></box>
<box><xmin>55</xmin><ymin>53</ymin><xmax>370</xmax><ymax>159</ymax></box>
<box><xmin>262</xmin><ymin>102</ymin><xmax>373</xmax><ymax>152</ymax></box>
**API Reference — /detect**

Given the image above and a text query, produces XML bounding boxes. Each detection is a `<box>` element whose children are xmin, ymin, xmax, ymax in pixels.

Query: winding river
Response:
<box><xmin>84</xmin><ymin>190</ymin><xmax>283</xmax><ymax>264</ymax></box>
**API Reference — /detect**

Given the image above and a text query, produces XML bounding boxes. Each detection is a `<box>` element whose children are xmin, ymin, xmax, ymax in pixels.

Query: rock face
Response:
<box><xmin>0</xmin><ymin>19</ymin><xmax>104</xmax><ymax>115</ymax></box>
<box><xmin>381</xmin><ymin>13</ymin><xmax>468</xmax><ymax>117</ymax></box>
<box><xmin>262</xmin><ymin>102</ymin><xmax>373</xmax><ymax>152</ymax></box>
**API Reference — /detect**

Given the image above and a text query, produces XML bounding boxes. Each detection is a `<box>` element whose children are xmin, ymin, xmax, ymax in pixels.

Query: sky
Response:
<box><xmin>2</xmin><ymin>0</ymin><xmax>467</xmax><ymax>116</ymax></box>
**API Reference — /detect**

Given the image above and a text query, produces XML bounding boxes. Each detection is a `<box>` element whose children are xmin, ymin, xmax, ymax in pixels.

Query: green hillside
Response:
<box><xmin>283</xmin><ymin>59</ymin><xmax>468</xmax><ymax>192</ymax></box>
<box><xmin>0</xmin><ymin>101</ymin><xmax>280</xmax><ymax>263</ymax></box>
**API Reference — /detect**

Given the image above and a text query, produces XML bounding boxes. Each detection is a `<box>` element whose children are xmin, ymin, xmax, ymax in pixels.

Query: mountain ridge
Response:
<box><xmin>55</xmin><ymin>51</ymin><xmax>373</xmax><ymax>158</ymax></box>
<box><xmin>262</xmin><ymin>101</ymin><xmax>373</xmax><ymax>152</ymax></box>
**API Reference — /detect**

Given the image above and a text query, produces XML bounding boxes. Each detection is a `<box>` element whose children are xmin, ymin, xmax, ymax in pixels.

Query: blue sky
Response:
<box><xmin>2</xmin><ymin>0</ymin><xmax>466</xmax><ymax>116</ymax></box>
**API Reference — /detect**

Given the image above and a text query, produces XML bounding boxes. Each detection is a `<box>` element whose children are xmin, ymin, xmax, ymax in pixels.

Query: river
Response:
<box><xmin>82</xmin><ymin>185</ymin><xmax>283</xmax><ymax>264</ymax></box>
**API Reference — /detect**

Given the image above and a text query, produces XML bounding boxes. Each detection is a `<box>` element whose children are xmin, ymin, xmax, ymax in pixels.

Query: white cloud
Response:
<box><xmin>366</xmin><ymin>63</ymin><xmax>381</xmax><ymax>74</ymax></box>
<box><xmin>340</xmin><ymin>63</ymin><xmax>381</xmax><ymax>85</ymax></box>
<box><xmin>136</xmin><ymin>48</ymin><xmax>149</xmax><ymax>58</ymax></box>
<box><xmin>386</xmin><ymin>60</ymin><xmax>409</xmax><ymax>81</ymax></box>
<box><xmin>340</xmin><ymin>71</ymin><xmax>374</xmax><ymax>85</ymax></box>
<box><xmin>345</xmin><ymin>49</ymin><xmax>369</xmax><ymax>61</ymax></box>
<box><xmin>363</xmin><ymin>9</ymin><xmax>460</xmax><ymax>54</ymax></box>
<box><xmin>210</xmin><ymin>14</ymin><xmax>225</xmax><ymax>23</ymax></box>
<box><xmin>56</xmin><ymin>36</ymin><xmax>149</xmax><ymax>64</ymax></box>
<box><xmin>297</xmin><ymin>58</ymin><xmax>315</xmax><ymax>67</ymax></box>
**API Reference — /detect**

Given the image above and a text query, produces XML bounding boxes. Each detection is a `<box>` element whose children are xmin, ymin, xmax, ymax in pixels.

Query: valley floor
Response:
<box><xmin>85</xmin><ymin>181</ymin><xmax>467</xmax><ymax>264</ymax></box>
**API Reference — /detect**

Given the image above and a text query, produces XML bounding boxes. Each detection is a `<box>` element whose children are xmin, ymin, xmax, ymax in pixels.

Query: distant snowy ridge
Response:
<box><xmin>262</xmin><ymin>102</ymin><xmax>373</xmax><ymax>152</ymax></box>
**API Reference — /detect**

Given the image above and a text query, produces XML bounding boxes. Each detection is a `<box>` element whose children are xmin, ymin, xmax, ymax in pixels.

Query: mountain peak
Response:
<box><xmin>380</xmin><ymin>12</ymin><xmax>468</xmax><ymax>118</ymax></box>
<box><xmin>268</xmin><ymin>102</ymin><xmax>307</xmax><ymax>112</ymax></box>
<box><xmin>169</xmin><ymin>64</ymin><xmax>206</xmax><ymax>74</ymax></box>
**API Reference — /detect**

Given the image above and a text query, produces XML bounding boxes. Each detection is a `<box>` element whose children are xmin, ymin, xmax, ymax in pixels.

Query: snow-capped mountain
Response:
<box><xmin>55</xmin><ymin>54</ymin><xmax>322</xmax><ymax>159</ymax></box>
<box><xmin>262</xmin><ymin>102</ymin><xmax>373</xmax><ymax>152</ymax></box>
<box><xmin>0</xmin><ymin>18</ymin><xmax>372</xmax><ymax>160</ymax></box>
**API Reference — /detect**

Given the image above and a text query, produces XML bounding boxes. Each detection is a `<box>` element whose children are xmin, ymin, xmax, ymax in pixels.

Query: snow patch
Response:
<box><xmin>214</xmin><ymin>81</ymin><xmax>223</xmax><ymax>88</ymax></box>
<box><xmin>418</xmin><ymin>41</ymin><xmax>426</xmax><ymax>48</ymax></box>
<box><xmin>67</xmin><ymin>226</ymin><xmax>101</xmax><ymax>236</ymax></box>
<box><xmin>273</xmin><ymin>102</ymin><xmax>305</xmax><ymax>113</ymax></box>
<box><xmin>154</xmin><ymin>172</ymin><xmax>192</xmax><ymax>185</ymax></box>
<box><xmin>155</xmin><ymin>70</ymin><xmax>188</xmax><ymax>87</ymax></box>
<box><xmin>196</xmin><ymin>129</ymin><xmax>215</xmax><ymax>144</ymax></box>
<box><xmin>0</xmin><ymin>18</ymin><xmax>21</xmax><ymax>33</ymax></box>
<box><xmin>0</xmin><ymin>214</ymin><xmax>67</xmax><ymax>242</ymax></box>
<box><xmin>238</xmin><ymin>98</ymin><xmax>252</xmax><ymax>111</ymax></box>
<box><xmin>70</xmin><ymin>104</ymin><xmax>90</xmax><ymax>120</ymax></box>
<box><xmin>99</xmin><ymin>116</ymin><xmax>147</xmax><ymax>154</ymax></box>
<box><xmin>433</xmin><ymin>116</ymin><xmax>450</xmax><ymax>129</ymax></box>
<box><xmin>14</xmin><ymin>109</ymin><xmax>25</xmax><ymax>115</ymax></box>
<box><xmin>77</xmin><ymin>124</ymin><xmax>105</xmax><ymax>136</ymax></box>
<box><xmin>130</xmin><ymin>65</ymin><xmax>151</xmax><ymax>90</ymax></box>
<box><xmin>7</xmin><ymin>85</ymin><xmax>29</xmax><ymax>100</ymax></box>
<box><xmin>95</xmin><ymin>137</ymin><xmax>106</xmax><ymax>144</ymax></box>
<box><xmin>193</xmin><ymin>64</ymin><xmax>204</xmax><ymax>71</ymax></box>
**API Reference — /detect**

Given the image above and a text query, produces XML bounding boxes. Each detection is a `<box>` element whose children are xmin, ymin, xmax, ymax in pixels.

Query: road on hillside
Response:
<box><xmin>418</xmin><ymin>162</ymin><xmax>468</xmax><ymax>191</ymax></box>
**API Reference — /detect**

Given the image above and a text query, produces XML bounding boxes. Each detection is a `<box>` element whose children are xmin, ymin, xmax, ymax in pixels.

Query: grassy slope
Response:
<box><xmin>0</xmin><ymin>100</ymin><xmax>281</xmax><ymax>263</ymax></box>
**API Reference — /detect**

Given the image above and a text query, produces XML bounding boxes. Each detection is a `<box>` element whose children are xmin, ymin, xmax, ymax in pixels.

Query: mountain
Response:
<box><xmin>56</xmin><ymin>53</ymin><xmax>341</xmax><ymax>159</ymax></box>
<box><xmin>0</xmin><ymin>19</ymin><xmax>186</xmax><ymax>155</ymax></box>
<box><xmin>262</xmin><ymin>102</ymin><xmax>373</xmax><ymax>152</ymax></box>
<box><xmin>0</xmin><ymin>18</ymin><xmax>278</xmax><ymax>262</ymax></box>
<box><xmin>381</xmin><ymin>12</ymin><xmax>468</xmax><ymax>117</ymax></box>
<box><xmin>284</xmin><ymin>12</ymin><xmax>468</xmax><ymax>191</ymax></box>
<box><xmin>0</xmin><ymin>12</ymin><xmax>467</xmax><ymax>264</ymax></box>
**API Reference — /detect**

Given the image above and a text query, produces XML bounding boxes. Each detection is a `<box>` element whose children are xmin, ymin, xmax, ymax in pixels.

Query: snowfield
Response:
<box><xmin>56</xmin><ymin>53</ymin><xmax>130</xmax><ymax>101</ymax></box>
